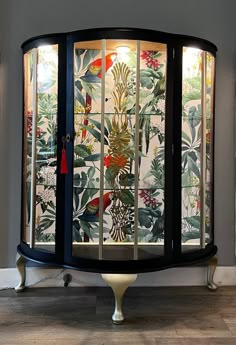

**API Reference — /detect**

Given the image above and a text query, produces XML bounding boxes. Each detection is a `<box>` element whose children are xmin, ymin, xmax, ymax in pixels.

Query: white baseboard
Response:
<box><xmin>0</xmin><ymin>266</ymin><xmax>236</xmax><ymax>289</ymax></box>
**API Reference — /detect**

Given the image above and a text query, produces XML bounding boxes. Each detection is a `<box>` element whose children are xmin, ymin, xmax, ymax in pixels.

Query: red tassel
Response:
<box><xmin>60</xmin><ymin>147</ymin><xmax>68</xmax><ymax>174</ymax></box>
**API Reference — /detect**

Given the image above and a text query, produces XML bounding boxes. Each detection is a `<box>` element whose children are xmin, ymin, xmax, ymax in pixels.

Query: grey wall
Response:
<box><xmin>0</xmin><ymin>0</ymin><xmax>235</xmax><ymax>267</ymax></box>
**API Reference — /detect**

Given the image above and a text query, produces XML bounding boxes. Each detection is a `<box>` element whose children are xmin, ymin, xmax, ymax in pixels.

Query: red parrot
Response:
<box><xmin>81</xmin><ymin>52</ymin><xmax>117</xmax><ymax>140</ymax></box>
<box><xmin>85</xmin><ymin>52</ymin><xmax>117</xmax><ymax>79</ymax></box>
<box><xmin>79</xmin><ymin>192</ymin><xmax>114</xmax><ymax>221</ymax></box>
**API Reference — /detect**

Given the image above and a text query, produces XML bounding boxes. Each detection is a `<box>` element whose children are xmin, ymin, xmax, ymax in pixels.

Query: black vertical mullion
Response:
<box><xmin>164</xmin><ymin>45</ymin><xmax>174</xmax><ymax>259</ymax></box>
<box><xmin>56</xmin><ymin>38</ymin><xmax>67</xmax><ymax>263</ymax></box>
<box><xmin>172</xmin><ymin>46</ymin><xmax>183</xmax><ymax>258</ymax></box>
<box><xmin>64</xmin><ymin>36</ymin><xmax>74</xmax><ymax>262</ymax></box>
<box><xmin>210</xmin><ymin>57</ymin><xmax>216</xmax><ymax>245</ymax></box>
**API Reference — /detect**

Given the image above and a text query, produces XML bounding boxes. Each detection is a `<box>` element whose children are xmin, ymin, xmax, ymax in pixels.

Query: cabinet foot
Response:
<box><xmin>15</xmin><ymin>253</ymin><xmax>27</xmax><ymax>292</ymax></box>
<box><xmin>101</xmin><ymin>273</ymin><xmax>137</xmax><ymax>324</ymax></box>
<box><xmin>207</xmin><ymin>255</ymin><xmax>218</xmax><ymax>291</ymax></box>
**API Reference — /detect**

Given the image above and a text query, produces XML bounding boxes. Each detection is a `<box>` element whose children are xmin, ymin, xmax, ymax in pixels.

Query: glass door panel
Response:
<box><xmin>23</xmin><ymin>44</ymin><xmax>58</xmax><ymax>252</ymax></box>
<box><xmin>181</xmin><ymin>47</ymin><xmax>214</xmax><ymax>252</ymax></box>
<box><xmin>205</xmin><ymin>52</ymin><xmax>215</xmax><ymax>244</ymax></box>
<box><xmin>23</xmin><ymin>49</ymin><xmax>36</xmax><ymax>245</ymax></box>
<box><xmin>72</xmin><ymin>39</ymin><xmax>167</xmax><ymax>260</ymax></box>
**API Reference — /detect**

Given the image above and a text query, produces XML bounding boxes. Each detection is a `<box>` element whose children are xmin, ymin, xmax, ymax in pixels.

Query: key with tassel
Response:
<box><xmin>60</xmin><ymin>136</ymin><xmax>68</xmax><ymax>174</ymax></box>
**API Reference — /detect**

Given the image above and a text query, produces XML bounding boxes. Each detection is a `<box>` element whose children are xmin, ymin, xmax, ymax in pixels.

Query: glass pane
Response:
<box><xmin>73</xmin><ymin>41</ymin><xmax>102</xmax><ymax>259</ymax></box>
<box><xmin>23</xmin><ymin>49</ymin><xmax>36</xmax><ymax>244</ymax></box>
<box><xmin>103</xmin><ymin>40</ymin><xmax>136</xmax><ymax>258</ymax></box>
<box><xmin>34</xmin><ymin>44</ymin><xmax>58</xmax><ymax>252</ymax></box>
<box><xmin>182</xmin><ymin>47</ymin><xmax>202</xmax><ymax>251</ymax></box>
<box><xmin>182</xmin><ymin>47</ymin><xmax>214</xmax><ymax>252</ymax></box>
<box><xmin>138</xmin><ymin>41</ymin><xmax>166</xmax><ymax>258</ymax></box>
<box><xmin>205</xmin><ymin>52</ymin><xmax>215</xmax><ymax>243</ymax></box>
<box><xmin>182</xmin><ymin>186</ymin><xmax>201</xmax><ymax>252</ymax></box>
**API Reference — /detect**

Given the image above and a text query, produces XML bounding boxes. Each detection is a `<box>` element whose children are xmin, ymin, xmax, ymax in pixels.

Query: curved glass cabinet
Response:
<box><xmin>18</xmin><ymin>27</ymin><xmax>217</xmax><ymax>279</ymax></box>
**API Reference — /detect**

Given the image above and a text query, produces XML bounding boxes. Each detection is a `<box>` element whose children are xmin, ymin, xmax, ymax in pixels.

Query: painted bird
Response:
<box><xmin>81</xmin><ymin>52</ymin><xmax>117</xmax><ymax>82</ymax></box>
<box><xmin>80</xmin><ymin>52</ymin><xmax>117</xmax><ymax>140</ymax></box>
<box><xmin>79</xmin><ymin>192</ymin><xmax>114</xmax><ymax>222</ymax></box>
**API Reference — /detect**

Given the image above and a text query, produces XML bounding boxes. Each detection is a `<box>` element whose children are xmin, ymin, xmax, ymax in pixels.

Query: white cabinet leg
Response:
<box><xmin>207</xmin><ymin>255</ymin><xmax>218</xmax><ymax>291</ymax></box>
<box><xmin>15</xmin><ymin>253</ymin><xmax>27</xmax><ymax>292</ymax></box>
<box><xmin>101</xmin><ymin>273</ymin><xmax>137</xmax><ymax>324</ymax></box>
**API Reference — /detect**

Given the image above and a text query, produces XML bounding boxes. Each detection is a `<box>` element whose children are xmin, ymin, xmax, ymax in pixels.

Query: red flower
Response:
<box><xmin>141</xmin><ymin>50</ymin><xmax>160</xmax><ymax>70</ymax></box>
<box><xmin>26</xmin><ymin>110</ymin><xmax>42</xmax><ymax>137</ymax></box>
<box><xmin>110</xmin><ymin>155</ymin><xmax>128</xmax><ymax>169</ymax></box>
<box><xmin>104</xmin><ymin>154</ymin><xmax>128</xmax><ymax>169</ymax></box>
<box><xmin>104</xmin><ymin>155</ymin><xmax>112</xmax><ymax>167</ymax></box>
<box><xmin>139</xmin><ymin>189</ymin><xmax>158</xmax><ymax>209</ymax></box>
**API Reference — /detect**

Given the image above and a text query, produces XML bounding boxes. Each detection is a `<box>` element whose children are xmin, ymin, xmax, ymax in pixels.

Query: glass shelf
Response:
<box><xmin>74</xmin><ymin>112</ymin><xmax>166</xmax><ymax>117</ymax></box>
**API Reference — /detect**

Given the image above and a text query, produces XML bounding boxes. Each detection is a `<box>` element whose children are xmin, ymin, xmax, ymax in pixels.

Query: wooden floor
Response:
<box><xmin>1</xmin><ymin>286</ymin><xmax>236</xmax><ymax>344</ymax></box>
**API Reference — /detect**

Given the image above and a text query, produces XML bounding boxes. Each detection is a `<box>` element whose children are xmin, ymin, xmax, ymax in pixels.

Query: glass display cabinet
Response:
<box><xmin>17</xmin><ymin>28</ymin><xmax>217</xmax><ymax>323</ymax></box>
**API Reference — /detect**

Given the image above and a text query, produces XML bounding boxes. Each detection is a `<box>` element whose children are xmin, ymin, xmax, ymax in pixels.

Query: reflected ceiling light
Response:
<box><xmin>116</xmin><ymin>46</ymin><xmax>130</xmax><ymax>63</ymax></box>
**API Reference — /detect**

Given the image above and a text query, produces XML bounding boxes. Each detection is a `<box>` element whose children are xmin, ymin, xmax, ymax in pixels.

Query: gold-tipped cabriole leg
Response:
<box><xmin>15</xmin><ymin>253</ymin><xmax>27</xmax><ymax>292</ymax></box>
<box><xmin>101</xmin><ymin>273</ymin><xmax>137</xmax><ymax>324</ymax></box>
<box><xmin>207</xmin><ymin>255</ymin><xmax>218</xmax><ymax>291</ymax></box>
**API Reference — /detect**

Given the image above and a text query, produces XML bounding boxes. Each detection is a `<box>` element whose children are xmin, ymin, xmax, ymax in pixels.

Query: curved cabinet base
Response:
<box><xmin>17</xmin><ymin>243</ymin><xmax>218</xmax><ymax>274</ymax></box>
<box><xmin>101</xmin><ymin>273</ymin><xmax>137</xmax><ymax>324</ymax></box>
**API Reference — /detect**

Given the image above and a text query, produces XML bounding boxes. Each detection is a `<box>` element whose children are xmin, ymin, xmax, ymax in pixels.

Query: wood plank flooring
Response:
<box><xmin>0</xmin><ymin>286</ymin><xmax>236</xmax><ymax>344</ymax></box>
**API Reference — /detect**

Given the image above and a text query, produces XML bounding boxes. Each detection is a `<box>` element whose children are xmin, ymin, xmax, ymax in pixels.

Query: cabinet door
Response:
<box><xmin>22</xmin><ymin>44</ymin><xmax>58</xmax><ymax>252</ymax></box>
<box><xmin>181</xmin><ymin>47</ymin><xmax>215</xmax><ymax>252</ymax></box>
<box><xmin>72</xmin><ymin>39</ymin><xmax>167</xmax><ymax>261</ymax></box>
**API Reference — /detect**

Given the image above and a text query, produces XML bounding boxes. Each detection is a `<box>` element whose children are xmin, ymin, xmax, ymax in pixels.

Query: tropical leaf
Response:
<box><xmin>39</xmin><ymin>219</ymin><xmax>54</xmax><ymax>230</ymax></box>
<box><xmin>183</xmin><ymin>91</ymin><xmax>201</xmax><ymax>105</ymax></box>
<box><xmin>74</xmin><ymin>144</ymin><xmax>91</xmax><ymax>157</ymax></box>
<box><xmin>184</xmin><ymin>215</ymin><xmax>201</xmax><ymax>229</ymax></box>
<box><xmin>73</xmin><ymin>220</ymin><xmax>82</xmax><ymax>242</ymax></box>
<box><xmin>105</xmin><ymin>116</ymin><xmax>112</xmax><ymax>133</ymax></box>
<box><xmin>73</xmin><ymin>188</ymin><xmax>80</xmax><ymax>210</ymax></box>
<box><xmin>81</xmin><ymin>80</ymin><xmax>97</xmax><ymax>100</ymax></box>
<box><xmin>84</xmin><ymin>153</ymin><xmax>101</xmax><ymax>162</ymax></box>
<box><xmin>187</xmin><ymin>155</ymin><xmax>200</xmax><ymax>178</ymax></box>
<box><xmin>140</xmin><ymin>76</ymin><xmax>153</xmax><ymax>89</ymax></box>
<box><xmin>138</xmin><ymin>208</ymin><xmax>152</xmax><ymax>228</ymax></box>
<box><xmin>104</xmin><ymin>168</ymin><xmax>117</xmax><ymax>189</ymax></box>
<box><xmin>80</xmin><ymin>220</ymin><xmax>93</xmax><ymax>240</ymax></box>
<box><xmin>89</xmin><ymin>118</ymin><xmax>109</xmax><ymax>137</ymax></box>
<box><xmin>182</xmin><ymin>131</ymin><xmax>192</xmax><ymax>144</ymax></box>
<box><xmin>87</xmin><ymin>128</ymin><xmax>109</xmax><ymax>145</ymax></box>
<box><xmin>119</xmin><ymin>190</ymin><xmax>134</xmax><ymax>206</ymax></box>
<box><xmin>89</xmin><ymin>187</ymin><xmax>98</xmax><ymax>199</ymax></box>
<box><xmin>182</xmin><ymin>230</ymin><xmax>200</xmax><ymax>242</ymax></box>
<box><xmin>75</xmin><ymin>49</ymin><xmax>85</xmax><ymax>72</ymax></box>
<box><xmin>153</xmin><ymin>78</ymin><xmax>165</xmax><ymax>97</ymax></box>
<box><xmin>151</xmin><ymin>217</ymin><xmax>164</xmax><ymax>238</ymax></box>
<box><xmin>188</xmin><ymin>106</ymin><xmax>201</xmax><ymax>128</ymax></box>
<box><xmin>74</xmin><ymin>158</ymin><xmax>86</xmax><ymax>167</ymax></box>
<box><xmin>74</xmin><ymin>86</ymin><xmax>86</xmax><ymax>108</ymax></box>
<box><xmin>45</xmin><ymin>207</ymin><xmax>56</xmax><ymax>216</ymax></box>
<box><xmin>188</xmin><ymin>151</ymin><xmax>198</xmax><ymax>162</ymax></box>
<box><xmin>119</xmin><ymin>173</ymin><xmax>135</xmax><ymax>187</ymax></box>
<box><xmin>80</xmin><ymin>189</ymin><xmax>90</xmax><ymax>209</ymax></box>
<box><xmin>87</xmin><ymin>166</ymin><xmax>95</xmax><ymax>179</ymax></box>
